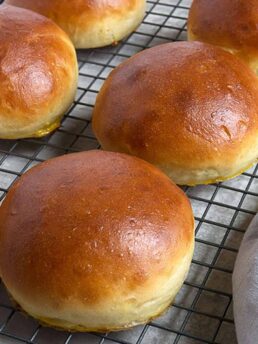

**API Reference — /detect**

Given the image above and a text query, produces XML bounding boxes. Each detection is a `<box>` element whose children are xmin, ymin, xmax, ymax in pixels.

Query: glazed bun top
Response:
<box><xmin>93</xmin><ymin>42</ymin><xmax>258</xmax><ymax>185</ymax></box>
<box><xmin>0</xmin><ymin>150</ymin><xmax>193</xmax><ymax>330</ymax></box>
<box><xmin>188</xmin><ymin>0</ymin><xmax>258</xmax><ymax>74</ymax></box>
<box><xmin>0</xmin><ymin>5</ymin><xmax>77</xmax><ymax>139</ymax></box>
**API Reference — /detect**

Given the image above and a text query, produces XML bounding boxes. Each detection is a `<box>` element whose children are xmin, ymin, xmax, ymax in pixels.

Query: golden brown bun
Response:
<box><xmin>188</xmin><ymin>0</ymin><xmax>258</xmax><ymax>75</ymax></box>
<box><xmin>5</xmin><ymin>0</ymin><xmax>146</xmax><ymax>49</ymax></box>
<box><xmin>93</xmin><ymin>42</ymin><xmax>258</xmax><ymax>186</ymax></box>
<box><xmin>0</xmin><ymin>150</ymin><xmax>194</xmax><ymax>332</ymax></box>
<box><xmin>0</xmin><ymin>5</ymin><xmax>78</xmax><ymax>139</ymax></box>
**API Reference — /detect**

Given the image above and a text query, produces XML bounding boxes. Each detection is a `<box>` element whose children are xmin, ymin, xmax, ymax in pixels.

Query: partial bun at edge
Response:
<box><xmin>188</xmin><ymin>0</ymin><xmax>258</xmax><ymax>75</ymax></box>
<box><xmin>5</xmin><ymin>0</ymin><xmax>146</xmax><ymax>49</ymax></box>
<box><xmin>0</xmin><ymin>5</ymin><xmax>78</xmax><ymax>139</ymax></box>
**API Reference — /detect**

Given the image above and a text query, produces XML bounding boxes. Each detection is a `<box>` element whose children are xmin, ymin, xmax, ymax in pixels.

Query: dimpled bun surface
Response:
<box><xmin>93</xmin><ymin>42</ymin><xmax>258</xmax><ymax>186</ymax></box>
<box><xmin>188</xmin><ymin>0</ymin><xmax>258</xmax><ymax>75</ymax></box>
<box><xmin>0</xmin><ymin>5</ymin><xmax>78</xmax><ymax>139</ymax></box>
<box><xmin>6</xmin><ymin>0</ymin><xmax>146</xmax><ymax>49</ymax></box>
<box><xmin>0</xmin><ymin>150</ymin><xmax>194</xmax><ymax>332</ymax></box>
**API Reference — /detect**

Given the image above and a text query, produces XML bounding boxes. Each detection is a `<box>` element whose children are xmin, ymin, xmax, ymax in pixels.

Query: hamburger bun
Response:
<box><xmin>0</xmin><ymin>5</ymin><xmax>78</xmax><ymax>139</ymax></box>
<box><xmin>5</xmin><ymin>0</ymin><xmax>146</xmax><ymax>49</ymax></box>
<box><xmin>188</xmin><ymin>0</ymin><xmax>258</xmax><ymax>75</ymax></box>
<box><xmin>0</xmin><ymin>150</ymin><xmax>194</xmax><ymax>331</ymax></box>
<box><xmin>93</xmin><ymin>42</ymin><xmax>258</xmax><ymax>185</ymax></box>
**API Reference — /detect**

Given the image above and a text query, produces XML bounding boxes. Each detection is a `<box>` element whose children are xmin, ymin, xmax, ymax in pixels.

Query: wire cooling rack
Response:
<box><xmin>0</xmin><ymin>0</ymin><xmax>257</xmax><ymax>343</ymax></box>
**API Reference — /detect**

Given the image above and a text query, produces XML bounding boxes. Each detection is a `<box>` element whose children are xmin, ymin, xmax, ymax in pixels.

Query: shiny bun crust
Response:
<box><xmin>93</xmin><ymin>42</ymin><xmax>258</xmax><ymax>186</ymax></box>
<box><xmin>0</xmin><ymin>5</ymin><xmax>78</xmax><ymax>139</ymax></box>
<box><xmin>5</xmin><ymin>0</ymin><xmax>146</xmax><ymax>49</ymax></box>
<box><xmin>0</xmin><ymin>150</ymin><xmax>194</xmax><ymax>332</ymax></box>
<box><xmin>188</xmin><ymin>0</ymin><xmax>258</xmax><ymax>75</ymax></box>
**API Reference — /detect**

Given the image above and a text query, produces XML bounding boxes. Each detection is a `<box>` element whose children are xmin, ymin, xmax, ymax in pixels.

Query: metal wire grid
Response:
<box><xmin>0</xmin><ymin>0</ymin><xmax>257</xmax><ymax>343</ymax></box>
